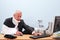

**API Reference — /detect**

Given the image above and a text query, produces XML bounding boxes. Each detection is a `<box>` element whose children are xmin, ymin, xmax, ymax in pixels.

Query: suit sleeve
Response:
<box><xmin>22</xmin><ymin>20</ymin><xmax>34</xmax><ymax>34</ymax></box>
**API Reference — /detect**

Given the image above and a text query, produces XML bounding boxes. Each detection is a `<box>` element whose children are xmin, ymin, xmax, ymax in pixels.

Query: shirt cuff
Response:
<box><xmin>32</xmin><ymin>31</ymin><xmax>35</xmax><ymax>34</ymax></box>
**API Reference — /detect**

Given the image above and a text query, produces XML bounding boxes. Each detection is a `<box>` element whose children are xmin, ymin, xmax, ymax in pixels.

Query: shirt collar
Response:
<box><xmin>12</xmin><ymin>17</ymin><xmax>20</xmax><ymax>25</ymax></box>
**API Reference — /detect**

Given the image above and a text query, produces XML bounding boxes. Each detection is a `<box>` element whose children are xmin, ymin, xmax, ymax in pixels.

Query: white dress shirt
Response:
<box><xmin>1</xmin><ymin>17</ymin><xmax>20</xmax><ymax>35</ymax></box>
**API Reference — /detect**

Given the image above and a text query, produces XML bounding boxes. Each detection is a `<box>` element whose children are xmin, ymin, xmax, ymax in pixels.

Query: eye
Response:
<box><xmin>20</xmin><ymin>16</ymin><xmax>21</xmax><ymax>17</ymax></box>
<box><xmin>17</xmin><ymin>15</ymin><xmax>21</xmax><ymax>18</ymax></box>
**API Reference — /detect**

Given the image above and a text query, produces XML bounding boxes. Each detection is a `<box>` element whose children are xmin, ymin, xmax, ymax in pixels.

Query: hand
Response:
<box><xmin>15</xmin><ymin>31</ymin><xmax>23</xmax><ymax>36</ymax></box>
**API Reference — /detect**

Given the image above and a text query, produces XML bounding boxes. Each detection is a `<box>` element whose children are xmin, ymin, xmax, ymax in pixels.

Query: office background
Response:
<box><xmin>0</xmin><ymin>0</ymin><xmax>60</xmax><ymax>32</ymax></box>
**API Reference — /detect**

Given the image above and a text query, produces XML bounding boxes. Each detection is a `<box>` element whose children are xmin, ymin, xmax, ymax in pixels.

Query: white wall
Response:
<box><xmin>0</xmin><ymin>0</ymin><xmax>60</xmax><ymax>32</ymax></box>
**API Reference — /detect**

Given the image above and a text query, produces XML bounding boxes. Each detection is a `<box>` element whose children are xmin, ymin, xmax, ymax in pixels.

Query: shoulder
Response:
<box><xmin>5</xmin><ymin>17</ymin><xmax>12</xmax><ymax>21</ymax></box>
<box><xmin>20</xmin><ymin>19</ymin><xmax>24</xmax><ymax>22</ymax></box>
<box><xmin>4</xmin><ymin>17</ymin><xmax>12</xmax><ymax>24</ymax></box>
<box><xmin>19</xmin><ymin>19</ymin><xmax>25</xmax><ymax>24</ymax></box>
<box><xmin>3</xmin><ymin>17</ymin><xmax>15</xmax><ymax>27</ymax></box>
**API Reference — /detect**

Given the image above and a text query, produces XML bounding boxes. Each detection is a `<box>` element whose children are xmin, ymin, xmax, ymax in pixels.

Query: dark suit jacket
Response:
<box><xmin>4</xmin><ymin>17</ymin><xmax>34</xmax><ymax>34</ymax></box>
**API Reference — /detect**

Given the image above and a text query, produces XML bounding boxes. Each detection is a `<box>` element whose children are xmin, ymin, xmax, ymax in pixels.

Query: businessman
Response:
<box><xmin>1</xmin><ymin>10</ymin><xmax>34</xmax><ymax>36</ymax></box>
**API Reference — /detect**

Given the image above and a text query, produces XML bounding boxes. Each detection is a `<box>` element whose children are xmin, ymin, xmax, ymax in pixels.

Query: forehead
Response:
<box><xmin>15</xmin><ymin>13</ymin><xmax>22</xmax><ymax>16</ymax></box>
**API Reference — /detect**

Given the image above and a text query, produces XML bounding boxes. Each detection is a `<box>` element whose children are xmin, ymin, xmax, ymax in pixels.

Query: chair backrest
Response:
<box><xmin>53</xmin><ymin>16</ymin><xmax>60</xmax><ymax>32</ymax></box>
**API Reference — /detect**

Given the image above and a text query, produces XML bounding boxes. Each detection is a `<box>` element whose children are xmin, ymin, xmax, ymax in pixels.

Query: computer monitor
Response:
<box><xmin>53</xmin><ymin>16</ymin><xmax>60</xmax><ymax>32</ymax></box>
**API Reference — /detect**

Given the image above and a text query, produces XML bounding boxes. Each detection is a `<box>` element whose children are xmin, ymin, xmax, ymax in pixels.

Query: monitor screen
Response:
<box><xmin>53</xmin><ymin>16</ymin><xmax>60</xmax><ymax>32</ymax></box>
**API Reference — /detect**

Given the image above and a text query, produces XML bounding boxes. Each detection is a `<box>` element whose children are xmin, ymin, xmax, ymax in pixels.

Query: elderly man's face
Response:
<box><xmin>14</xmin><ymin>11</ymin><xmax>22</xmax><ymax>21</ymax></box>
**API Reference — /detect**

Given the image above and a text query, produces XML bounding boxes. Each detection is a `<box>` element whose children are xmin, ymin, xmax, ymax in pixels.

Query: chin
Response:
<box><xmin>17</xmin><ymin>19</ymin><xmax>20</xmax><ymax>21</ymax></box>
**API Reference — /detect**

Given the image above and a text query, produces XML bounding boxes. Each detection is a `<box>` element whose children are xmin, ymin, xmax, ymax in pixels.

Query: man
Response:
<box><xmin>1</xmin><ymin>10</ymin><xmax>34</xmax><ymax>36</ymax></box>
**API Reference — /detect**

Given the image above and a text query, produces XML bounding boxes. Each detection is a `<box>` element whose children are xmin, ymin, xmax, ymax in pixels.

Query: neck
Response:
<box><xmin>13</xmin><ymin>17</ymin><xmax>20</xmax><ymax>23</ymax></box>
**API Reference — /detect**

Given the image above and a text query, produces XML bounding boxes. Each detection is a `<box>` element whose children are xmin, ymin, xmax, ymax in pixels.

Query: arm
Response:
<box><xmin>22</xmin><ymin>20</ymin><xmax>34</xmax><ymax>34</ymax></box>
<box><xmin>1</xmin><ymin>18</ymin><xmax>17</xmax><ymax>35</ymax></box>
<box><xmin>1</xmin><ymin>25</ymin><xmax>17</xmax><ymax>35</ymax></box>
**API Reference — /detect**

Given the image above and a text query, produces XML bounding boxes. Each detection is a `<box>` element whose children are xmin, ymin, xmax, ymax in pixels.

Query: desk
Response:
<box><xmin>0</xmin><ymin>34</ymin><xmax>60</xmax><ymax>40</ymax></box>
